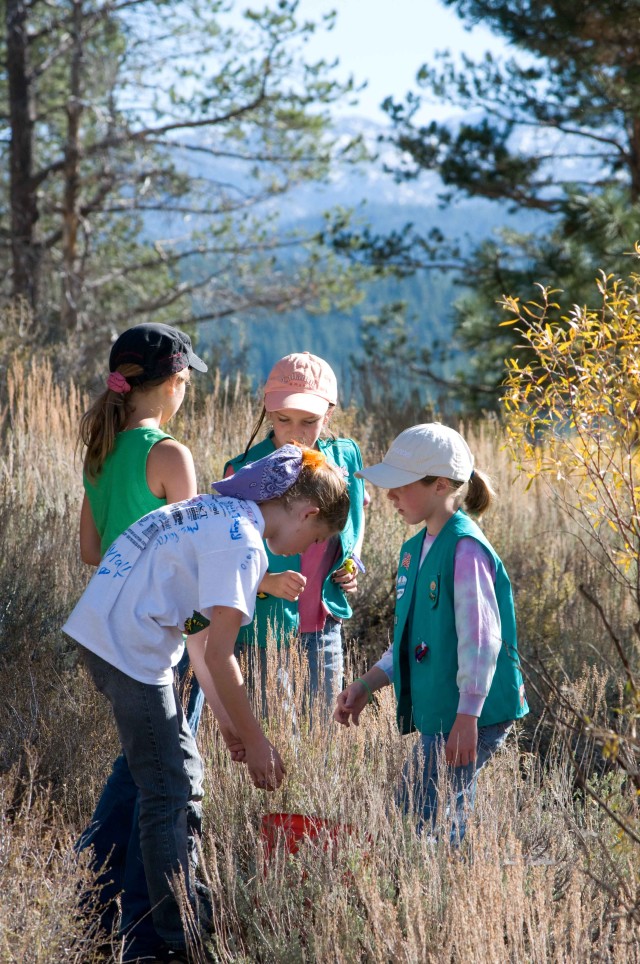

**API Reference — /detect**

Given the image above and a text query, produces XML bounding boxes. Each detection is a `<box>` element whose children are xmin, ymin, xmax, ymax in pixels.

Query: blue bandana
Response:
<box><xmin>211</xmin><ymin>444</ymin><xmax>303</xmax><ymax>502</ymax></box>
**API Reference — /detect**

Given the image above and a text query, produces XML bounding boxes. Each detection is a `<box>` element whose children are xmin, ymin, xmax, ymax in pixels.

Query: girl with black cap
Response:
<box><xmin>76</xmin><ymin>323</ymin><xmax>208</xmax><ymax>960</ymax></box>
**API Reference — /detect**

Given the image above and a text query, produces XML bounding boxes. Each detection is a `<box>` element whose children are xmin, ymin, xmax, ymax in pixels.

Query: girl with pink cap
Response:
<box><xmin>224</xmin><ymin>351</ymin><xmax>368</xmax><ymax>713</ymax></box>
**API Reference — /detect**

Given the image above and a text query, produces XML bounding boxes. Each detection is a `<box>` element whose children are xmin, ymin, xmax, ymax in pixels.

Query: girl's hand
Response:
<box><xmin>332</xmin><ymin>565</ymin><xmax>358</xmax><ymax>594</ymax></box>
<box><xmin>260</xmin><ymin>570</ymin><xmax>307</xmax><ymax>602</ymax></box>
<box><xmin>333</xmin><ymin>680</ymin><xmax>370</xmax><ymax>726</ymax></box>
<box><xmin>445</xmin><ymin>714</ymin><xmax>478</xmax><ymax>767</ymax></box>
<box><xmin>246</xmin><ymin>737</ymin><xmax>286</xmax><ymax>790</ymax></box>
<box><xmin>218</xmin><ymin>723</ymin><xmax>246</xmax><ymax>763</ymax></box>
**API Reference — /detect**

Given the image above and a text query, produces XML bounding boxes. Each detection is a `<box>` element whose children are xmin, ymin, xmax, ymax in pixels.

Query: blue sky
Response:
<box><xmin>291</xmin><ymin>0</ymin><xmax>508</xmax><ymax>123</ymax></box>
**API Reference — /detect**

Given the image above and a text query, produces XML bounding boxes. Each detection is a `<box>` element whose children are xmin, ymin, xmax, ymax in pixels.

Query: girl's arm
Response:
<box><xmin>79</xmin><ymin>494</ymin><xmax>102</xmax><ymax>566</ymax></box>
<box><xmin>447</xmin><ymin>538</ymin><xmax>502</xmax><ymax>767</ymax></box>
<box><xmin>186</xmin><ymin>605</ymin><xmax>286</xmax><ymax>790</ymax></box>
<box><xmin>332</xmin><ymin>486</ymin><xmax>369</xmax><ymax>594</ymax></box>
<box><xmin>334</xmin><ymin>665</ymin><xmax>390</xmax><ymax>727</ymax></box>
<box><xmin>224</xmin><ymin>462</ymin><xmax>304</xmax><ymax>600</ymax></box>
<box><xmin>147</xmin><ymin>439</ymin><xmax>198</xmax><ymax>503</ymax></box>
<box><xmin>186</xmin><ymin>622</ymin><xmax>246</xmax><ymax>761</ymax></box>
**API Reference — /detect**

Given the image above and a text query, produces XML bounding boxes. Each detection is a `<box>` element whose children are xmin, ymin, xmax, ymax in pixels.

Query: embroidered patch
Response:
<box><xmin>257</xmin><ymin>591</ymin><xmax>269</xmax><ymax>600</ymax></box>
<box><xmin>401</xmin><ymin>552</ymin><xmax>412</xmax><ymax>570</ymax></box>
<box><xmin>519</xmin><ymin>684</ymin><xmax>526</xmax><ymax>708</ymax></box>
<box><xmin>415</xmin><ymin>641</ymin><xmax>429</xmax><ymax>663</ymax></box>
<box><xmin>183</xmin><ymin>610</ymin><xmax>211</xmax><ymax>635</ymax></box>
<box><xmin>396</xmin><ymin>573</ymin><xmax>407</xmax><ymax>599</ymax></box>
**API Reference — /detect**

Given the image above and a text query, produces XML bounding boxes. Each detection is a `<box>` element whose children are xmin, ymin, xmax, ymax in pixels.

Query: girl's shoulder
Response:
<box><xmin>319</xmin><ymin>435</ymin><xmax>363</xmax><ymax>465</ymax></box>
<box><xmin>224</xmin><ymin>435</ymin><xmax>275</xmax><ymax>474</ymax></box>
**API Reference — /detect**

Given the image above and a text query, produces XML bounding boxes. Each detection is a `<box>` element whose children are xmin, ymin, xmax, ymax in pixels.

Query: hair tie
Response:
<box><xmin>469</xmin><ymin>470</ymin><xmax>475</xmax><ymax>481</ymax></box>
<box><xmin>107</xmin><ymin>371</ymin><xmax>132</xmax><ymax>394</ymax></box>
<box><xmin>301</xmin><ymin>448</ymin><xmax>326</xmax><ymax>471</ymax></box>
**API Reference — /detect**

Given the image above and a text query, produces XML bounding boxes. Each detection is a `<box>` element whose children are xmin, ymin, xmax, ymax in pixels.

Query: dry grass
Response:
<box><xmin>0</xmin><ymin>356</ymin><xmax>638</xmax><ymax>962</ymax></box>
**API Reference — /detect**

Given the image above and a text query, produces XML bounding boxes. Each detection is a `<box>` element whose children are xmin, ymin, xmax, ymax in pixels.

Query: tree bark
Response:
<box><xmin>6</xmin><ymin>0</ymin><xmax>39</xmax><ymax>308</ymax></box>
<box><xmin>60</xmin><ymin>0</ymin><xmax>84</xmax><ymax>332</ymax></box>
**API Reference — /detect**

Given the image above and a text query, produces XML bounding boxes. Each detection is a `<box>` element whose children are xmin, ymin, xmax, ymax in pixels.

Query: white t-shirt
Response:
<box><xmin>64</xmin><ymin>495</ymin><xmax>267</xmax><ymax>685</ymax></box>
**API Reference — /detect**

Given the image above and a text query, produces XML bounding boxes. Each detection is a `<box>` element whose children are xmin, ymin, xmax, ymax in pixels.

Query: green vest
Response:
<box><xmin>224</xmin><ymin>433</ymin><xmax>366</xmax><ymax>647</ymax></box>
<box><xmin>393</xmin><ymin>510</ymin><xmax>528</xmax><ymax>735</ymax></box>
<box><xmin>84</xmin><ymin>426</ymin><xmax>172</xmax><ymax>554</ymax></box>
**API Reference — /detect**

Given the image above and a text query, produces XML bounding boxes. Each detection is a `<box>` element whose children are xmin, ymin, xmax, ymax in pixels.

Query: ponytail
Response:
<box><xmin>243</xmin><ymin>405</ymin><xmax>268</xmax><ymax>458</ymax></box>
<box><xmin>463</xmin><ymin>468</ymin><xmax>495</xmax><ymax>517</ymax></box>
<box><xmin>420</xmin><ymin>467</ymin><xmax>495</xmax><ymax>517</ymax></box>
<box><xmin>79</xmin><ymin>363</ymin><xmax>171</xmax><ymax>482</ymax></box>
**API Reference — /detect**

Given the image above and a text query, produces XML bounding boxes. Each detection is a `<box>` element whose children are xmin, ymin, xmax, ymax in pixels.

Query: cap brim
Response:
<box><xmin>188</xmin><ymin>351</ymin><xmax>208</xmax><ymax>373</ymax></box>
<box><xmin>265</xmin><ymin>391</ymin><xmax>330</xmax><ymax>416</ymax></box>
<box><xmin>355</xmin><ymin>462</ymin><xmax>425</xmax><ymax>488</ymax></box>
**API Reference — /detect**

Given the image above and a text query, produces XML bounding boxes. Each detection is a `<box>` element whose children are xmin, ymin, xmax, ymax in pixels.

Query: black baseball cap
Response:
<box><xmin>109</xmin><ymin>323</ymin><xmax>207</xmax><ymax>383</ymax></box>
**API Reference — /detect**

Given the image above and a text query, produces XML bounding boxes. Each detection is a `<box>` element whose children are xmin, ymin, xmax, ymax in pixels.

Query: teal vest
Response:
<box><xmin>393</xmin><ymin>510</ymin><xmax>528</xmax><ymax>735</ymax></box>
<box><xmin>84</xmin><ymin>427</ymin><xmax>172</xmax><ymax>554</ymax></box>
<box><xmin>224</xmin><ymin>433</ymin><xmax>366</xmax><ymax>647</ymax></box>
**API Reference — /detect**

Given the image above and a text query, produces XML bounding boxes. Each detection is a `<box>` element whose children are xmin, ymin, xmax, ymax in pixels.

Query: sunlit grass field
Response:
<box><xmin>0</xmin><ymin>359</ymin><xmax>638</xmax><ymax>962</ymax></box>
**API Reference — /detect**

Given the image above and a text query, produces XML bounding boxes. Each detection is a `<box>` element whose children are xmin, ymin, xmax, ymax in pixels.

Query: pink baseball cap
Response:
<box><xmin>264</xmin><ymin>351</ymin><xmax>338</xmax><ymax>416</ymax></box>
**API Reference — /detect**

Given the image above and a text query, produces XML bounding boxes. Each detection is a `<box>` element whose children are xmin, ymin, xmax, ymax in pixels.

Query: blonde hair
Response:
<box><xmin>420</xmin><ymin>467</ymin><xmax>496</xmax><ymax>517</ymax></box>
<box><xmin>79</xmin><ymin>363</ymin><xmax>175</xmax><ymax>482</ymax></box>
<box><xmin>279</xmin><ymin>446</ymin><xmax>350</xmax><ymax>533</ymax></box>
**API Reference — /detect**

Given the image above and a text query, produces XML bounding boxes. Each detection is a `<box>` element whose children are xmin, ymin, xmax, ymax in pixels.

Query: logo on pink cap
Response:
<box><xmin>264</xmin><ymin>351</ymin><xmax>338</xmax><ymax>416</ymax></box>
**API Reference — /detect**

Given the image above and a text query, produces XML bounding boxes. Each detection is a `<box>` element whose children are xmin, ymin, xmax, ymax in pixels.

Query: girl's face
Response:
<box><xmin>270</xmin><ymin>407</ymin><xmax>329</xmax><ymax>449</ymax></box>
<box><xmin>164</xmin><ymin>368</ymin><xmax>191</xmax><ymax>420</ymax></box>
<box><xmin>264</xmin><ymin>504</ymin><xmax>333</xmax><ymax>557</ymax></box>
<box><xmin>386</xmin><ymin>479</ymin><xmax>441</xmax><ymax>526</ymax></box>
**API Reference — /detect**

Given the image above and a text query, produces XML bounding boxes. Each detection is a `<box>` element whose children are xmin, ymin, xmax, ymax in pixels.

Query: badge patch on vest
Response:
<box><xmin>428</xmin><ymin>575</ymin><xmax>440</xmax><ymax>606</ymax></box>
<box><xmin>415</xmin><ymin>641</ymin><xmax>429</xmax><ymax>663</ymax></box>
<box><xmin>183</xmin><ymin>610</ymin><xmax>211</xmax><ymax>635</ymax></box>
<box><xmin>400</xmin><ymin>552</ymin><xmax>412</xmax><ymax>570</ymax></box>
<box><xmin>396</xmin><ymin>573</ymin><xmax>407</xmax><ymax>599</ymax></box>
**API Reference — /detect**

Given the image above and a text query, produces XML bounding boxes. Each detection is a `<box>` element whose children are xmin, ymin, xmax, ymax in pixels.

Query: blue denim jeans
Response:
<box><xmin>300</xmin><ymin>616</ymin><xmax>343</xmax><ymax>711</ymax></box>
<box><xmin>78</xmin><ymin>647</ymin><xmax>204</xmax><ymax>958</ymax></box>
<box><xmin>399</xmin><ymin>721</ymin><xmax>512</xmax><ymax>844</ymax></box>
<box><xmin>235</xmin><ymin>617</ymin><xmax>343</xmax><ymax>720</ymax></box>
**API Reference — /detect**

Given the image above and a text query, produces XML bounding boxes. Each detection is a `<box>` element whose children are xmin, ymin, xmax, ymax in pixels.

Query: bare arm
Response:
<box><xmin>186</xmin><ymin>605</ymin><xmax>286</xmax><ymax>789</ymax></box>
<box><xmin>147</xmin><ymin>438</ymin><xmax>198</xmax><ymax>502</ymax></box>
<box><xmin>334</xmin><ymin>664</ymin><xmax>390</xmax><ymax>727</ymax></box>
<box><xmin>186</xmin><ymin>623</ymin><xmax>246</xmax><ymax>761</ymax></box>
<box><xmin>79</xmin><ymin>494</ymin><xmax>102</xmax><ymax>566</ymax></box>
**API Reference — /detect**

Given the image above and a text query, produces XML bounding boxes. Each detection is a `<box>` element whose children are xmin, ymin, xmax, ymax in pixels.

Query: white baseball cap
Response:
<box><xmin>356</xmin><ymin>423</ymin><xmax>475</xmax><ymax>488</ymax></box>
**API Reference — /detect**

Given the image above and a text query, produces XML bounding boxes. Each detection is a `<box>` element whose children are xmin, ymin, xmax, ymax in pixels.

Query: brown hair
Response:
<box><xmin>420</xmin><ymin>466</ymin><xmax>496</xmax><ymax>517</ymax></box>
<box><xmin>279</xmin><ymin>446</ymin><xmax>350</xmax><ymax>533</ymax></box>
<box><xmin>79</xmin><ymin>364</ymin><xmax>176</xmax><ymax>482</ymax></box>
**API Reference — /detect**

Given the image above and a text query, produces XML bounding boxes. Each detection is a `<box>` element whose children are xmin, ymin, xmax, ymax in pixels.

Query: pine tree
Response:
<box><xmin>1</xmin><ymin>0</ymin><xmax>363</xmax><ymax>358</ymax></box>
<box><xmin>376</xmin><ymin>0</ymin><xmax>640</xmax><ymax>407</ymax></box>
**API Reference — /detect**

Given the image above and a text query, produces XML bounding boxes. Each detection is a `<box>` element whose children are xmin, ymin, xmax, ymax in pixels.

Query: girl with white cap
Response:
<box><xmin>334</xmin><ymin>423</ymin><xmax>528</xmax><ymax>843</ymax></box>
<box><xmin>224</xmin><ymin>351</ymin><xmax>367</xmax><ymax>712</ymax></box>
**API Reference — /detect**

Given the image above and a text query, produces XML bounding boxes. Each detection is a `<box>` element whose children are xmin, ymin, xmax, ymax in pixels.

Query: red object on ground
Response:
<box><xmin>260</xmin><ymin>812</ymin><xmax>354</xmax><ymax>863</ymax></box>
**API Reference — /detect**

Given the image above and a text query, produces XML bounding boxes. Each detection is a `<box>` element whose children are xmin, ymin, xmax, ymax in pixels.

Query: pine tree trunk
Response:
<box><xmin>60</xmin><ymin>0</ymin><xmax>83</xmax><ymax>333</ymax></box>
<box><xmin>6</xmin><ymin>0</ymin><xmax>40</xmax><ymax>309</ymax></box>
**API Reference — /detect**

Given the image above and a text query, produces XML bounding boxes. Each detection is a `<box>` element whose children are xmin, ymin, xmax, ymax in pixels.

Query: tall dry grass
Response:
<box><xmin>0</xmin><ymin>355</ymin><xmax>638</xmax><ymax>962</ymax></box>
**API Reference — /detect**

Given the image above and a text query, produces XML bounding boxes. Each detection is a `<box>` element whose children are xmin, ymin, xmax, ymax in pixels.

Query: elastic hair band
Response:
<box><xmin>301</xmin><ymin>448</ymin><xmax>326</xmax><ymax>471</ymax></box>
<box><xmin>107</xmin><ymin>371</ymin><xmax>131</xmax><ymax>394</ymax></box>
<box><xmin>469</xmin><ymin>470</ymin><xmax>475</xmax><ymax>481</ymax></box>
